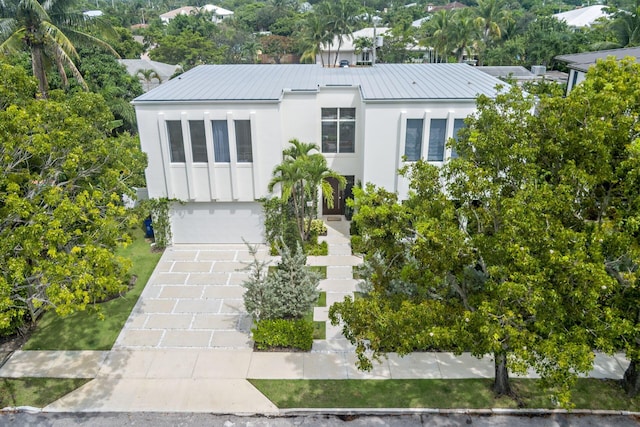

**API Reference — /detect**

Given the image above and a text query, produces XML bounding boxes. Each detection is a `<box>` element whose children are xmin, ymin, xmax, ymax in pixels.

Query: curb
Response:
<box><xmin>278</xmin><ymin>408</ymin><xmax>640</xmax><ymax>417</ymax></box>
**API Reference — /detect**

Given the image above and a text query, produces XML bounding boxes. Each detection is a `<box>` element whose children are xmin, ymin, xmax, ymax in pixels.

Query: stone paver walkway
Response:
<box><xmin>0</xmin><ymin>217</ymin><xmax>631</xmax><ymax>413</ymax></box>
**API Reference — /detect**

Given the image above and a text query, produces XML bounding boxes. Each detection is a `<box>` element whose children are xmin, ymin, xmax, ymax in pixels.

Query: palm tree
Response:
<box><xmin>610</xmin><ymin>1</ymin><xmax>640</xmax><ymax>47</ymax></box>
<box><xmin>329</xmin><ymin>0</ymin><xmax>361</xmax><ymax>67</ymax></box>
<box><xmin>474</xmin><ymin>0</ymin><xmax>505</xmax><ymax>64</ymax></box>
<box><xmin>136</xmin><ymin>68</ymin><xmax>162</xmax><ymax>91</ymax></box>
<box><xmin>0</xmin><ymin>0</ymin><xmax>118</xmax><ymax>98</ymax></box>
<box><xmin>451</xmin><ymin>9</ymin><xmax>480</xmax><ymax>63</ymax></box>
<box><xmin>422</xmin><ymin>10</ymin><xmax>454</xmax><ymax>62</ymax></box>
<box><xmin>269</xmin><ymin>139</ymin><xmax>345</xmax><ymax>241</ymax></box>
<box><xmin>300</xmin><ymin>13</ymin><xmax>330</xmax><ymax>65</ymax></box>
<box><xmin>304</xmin><ymin>154</ymin><xmax>345</xmax><ymax>238</ymax></box>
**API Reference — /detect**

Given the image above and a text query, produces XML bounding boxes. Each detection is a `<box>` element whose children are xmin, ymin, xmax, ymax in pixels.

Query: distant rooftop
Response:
<box><xmin>133</xmin><ymin>63</ymin><xmax>505</xmax><ymax>104</ymax></box>
<box><xmin>556</xmin><ymin>47</ymin><xmax>640</xmax><ymax>72</ymax></box>
<box><xmin>553</xmin><ymin>5</ymin><xmax>609</xmax><ymax>28</ymax></box>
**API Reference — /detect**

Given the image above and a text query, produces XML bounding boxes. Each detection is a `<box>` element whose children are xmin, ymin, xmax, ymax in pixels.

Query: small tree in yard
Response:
<box><xmin>268</xmin><ymin>139</ymin><xmax>345</xmax><ymax>244</ymax></box>
<box><xmin>243</xmin><ymin>243</ymin><xmax>320</xmax><ymax>322</ymax></box>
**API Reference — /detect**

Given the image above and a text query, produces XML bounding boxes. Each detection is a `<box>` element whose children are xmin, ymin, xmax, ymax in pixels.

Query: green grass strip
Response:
<box><xmin>24</xmin><ymin>228</ymin><xmax>162</xmax><ymax>350</ymax></box>
<box><xmin>0</xmin><ymin>378</ymin><xmax>91</xmax><ymax>408</ymax></box>
<box><xmin>249</xmin><ymin>378</ymin><xmax>640</xmax><ymax>410</ymax></box>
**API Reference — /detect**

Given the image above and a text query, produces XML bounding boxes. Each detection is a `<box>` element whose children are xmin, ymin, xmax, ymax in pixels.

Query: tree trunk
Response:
<box><xmin>31</xmin><ymin>44</ymin><xmax>49</xmax><ymax>99</ymax></box>
<box><xmin>623</xmin><ymin>359</ymin><xmax>640</xmax><ymax>397</ymax></box>
<box><xmin>493</xmin><ymin>352</ymin><xmax>511</xmax><ymax>396</ymax></box>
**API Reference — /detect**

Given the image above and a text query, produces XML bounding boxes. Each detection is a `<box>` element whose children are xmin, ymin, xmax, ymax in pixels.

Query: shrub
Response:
<box><xmin>304</xmin><ymin>240</ymin><xmax>328</xmax><ymax>256</ymax></box>
<box><xmin>252</xmin><ymin>318</ymin><xmax>314</xmax><ymax>351</ymax></box>
<box><xmin>243</xmin><ymin>243</ymin><xmax>320</xmax><ymax>321</ymax></box>
<box><xmin>305</xmin><ymin>218</ymin><xmax>327</xmax><ymax>237</ymax></box>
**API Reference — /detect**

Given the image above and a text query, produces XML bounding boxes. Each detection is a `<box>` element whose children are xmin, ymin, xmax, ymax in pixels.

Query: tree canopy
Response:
<box><xmin>330</xmin><ymin>58</ymin><xmax>640</xmax><ymax>404</ymax></box>
<box><xmin>0</xmin><ymin>62</ymin><xmax>147</xmax><ymax>335</ymax></box>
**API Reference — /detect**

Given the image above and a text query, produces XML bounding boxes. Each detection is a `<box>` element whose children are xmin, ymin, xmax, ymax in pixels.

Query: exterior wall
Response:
<box><xmin>362</xmin><ymin>101</ymin><xmax>477</xmax><ymax>199</ymax></box>
<box><xmin>170</xmin><ymin>201</ymin><xmax>263</xmax><ymax>243</ymax></box>
<box><xmin>136</xmin><ymin>102</ymin><xmax>283</xmax><ymax>204</ymax></box>
<box><xmin>136</xmin><ymin>88</ymin><xmax>478</xmax><ymax>243</ymax></box>
<box><xmin>566</xmin><ymin>69</ymin><xmax>586</xmax><ymax>95</ymax></box>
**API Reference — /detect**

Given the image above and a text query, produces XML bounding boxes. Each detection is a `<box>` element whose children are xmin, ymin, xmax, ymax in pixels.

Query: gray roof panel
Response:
<box><xmin>556</xmin><ymin>47</ymin><xmax>640</xmax><ymax>71</ymax></box>
<box><xmin>133</xmin><ymin>63</ymin><xmax>505</xmax><ymax>103</ymax></box>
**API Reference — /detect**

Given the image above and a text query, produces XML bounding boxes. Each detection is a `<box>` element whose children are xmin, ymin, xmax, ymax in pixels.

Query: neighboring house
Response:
<box><xmin>556</xmin><ymin>47</ymin><xmax>640</xmax><ymax>94</ymax></box>
<box><xmin>318</xmin><ymin>27</ymin><xmax>390</xmax><ymax>66</ymax></box>
<box><xmin>159</xmin><ymin>4</ymin><xmax>233</xmax><ymax>24</ymax></box>
<box><xmin>132</xmin><ymin>63</ymin><xmax>504</xmax><ymax>244</ymax></box>
<box><xmin>425</xmin><ymin>2</ymin><xmax>467</xmax><ymax>13</ymax></box>
<box><xmin>119</xmin><ymin>59</ymin><xmax>182</xmax><ymax>92</ymax></box>
<box><xmin>552</xmin><ymin>5</ymin><xmax>609</xmax><ymax>28</ymax></box>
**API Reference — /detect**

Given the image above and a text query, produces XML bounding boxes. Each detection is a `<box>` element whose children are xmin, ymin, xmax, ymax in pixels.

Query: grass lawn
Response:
<box><xmin>316</xmin><ymin>292</ymin><xmax>326</xmax><ymax>307</ymax></box>
<box><xmin>249</xmin><ymin>378</ymin><xmax>640</xmax><ymax>410</ymax></box>
<box><xmin>23</xmin><ymin>228</ymin><xmax>162</xmax><ymax>351</ymax></box>
<box><xmin>0</xmin><ymin>378</ymin><xmax>91</xmax><ymax>408</ymax></box>
<box><xmin>268</xmin><ymin>265</ymin><xmax>327</xmax><ymax>279</ymax></box>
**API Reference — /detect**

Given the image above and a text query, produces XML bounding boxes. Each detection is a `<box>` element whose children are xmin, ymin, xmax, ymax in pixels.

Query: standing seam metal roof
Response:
<box><xmin>132</xmin><ymin>63</ymin><xmax>505</xmax><ymax>103</ymax></box>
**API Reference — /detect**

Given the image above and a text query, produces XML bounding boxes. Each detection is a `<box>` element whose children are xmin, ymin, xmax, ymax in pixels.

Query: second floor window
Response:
<box><xmin>321</xmin><ymin>108</ymin><xmax>355</xmax><ymax>153</ymax></box>
<box><xmin>167</xmin><ymin>120</ymin><xmax>185</xmax><ymax>163</ymax></box>
<box><xmin>235</xmin><ymin>120</ymin><xmax>253</xmax><ymax>162</ymax></box>
<box><xmin>189</xmin><ymin>120</ymin><xmax>208</xmax><ymax>163</ymax></box>
<box><xmin>427</xmin><ymin>119</ymin><xmax>447</xmax><ymax>162</ymax></box>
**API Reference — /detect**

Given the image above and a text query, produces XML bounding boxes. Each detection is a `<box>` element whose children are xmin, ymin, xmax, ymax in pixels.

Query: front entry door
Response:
<box><xmin>323</xmin><ymin>177</ymin><xmax>342</xmax><ymax>215</ymax></box>
<box><xmin>322</xmin><ymin>176</ymin><xmax>355</xmax><ymax>215</ymax></box>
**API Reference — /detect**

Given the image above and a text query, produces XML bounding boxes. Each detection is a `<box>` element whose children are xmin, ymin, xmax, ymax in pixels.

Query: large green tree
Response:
<box><xmin>330</xmin><ymin>84</ymin><xmax>618</xmax><ymax>406</ymax></box>
<box><xmin>0</xmin><ymin>62</ymin><xmax>147</xmax><ymax>335</ymax></box>
<box><xmin>0</xmin><ymin>0</ymin><xmax>118</xmax><ymax>98</ymax></box>
<box><xmin>534</xmin><ymin>58</ymin><xmax>640</xmax><ymax>396</ymax></box>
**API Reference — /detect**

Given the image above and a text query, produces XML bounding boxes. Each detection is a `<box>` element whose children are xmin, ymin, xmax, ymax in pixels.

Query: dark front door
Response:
<box><xmin>322</xmin><ymin>176</ymin><xmax>355</xmax><ymax>215</ymax></box>
<box><xmin>323</xmin><ymin>177</ymin><xmax>342</xmax><ymax>215</ymax></box>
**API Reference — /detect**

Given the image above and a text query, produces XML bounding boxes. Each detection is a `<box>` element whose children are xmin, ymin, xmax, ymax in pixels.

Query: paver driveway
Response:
<box><xmin>114</xmin><ymin>244</ymin><xmax>272</xmax><ymax>349</ymax></box>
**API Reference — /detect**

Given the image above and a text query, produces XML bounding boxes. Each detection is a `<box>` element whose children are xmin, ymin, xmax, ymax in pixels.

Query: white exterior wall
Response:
<box><xmin>362</xmin><ymin>101</ymin><xmax>477</xmax><ymax>199</ymax></box>
<box><xmin>566</xmin><ymin>69</ymin><xmax>586</xmax><ymax>94</ymax></box>
<box><xmin>136</xmin><ymin>102</ymin><xmax>282</xmax><ymax>203</ymax></box>
<box><xmin>136</xmin><ymin>89</ymin><xmax>478</xmax><ymax>243</ymax></box>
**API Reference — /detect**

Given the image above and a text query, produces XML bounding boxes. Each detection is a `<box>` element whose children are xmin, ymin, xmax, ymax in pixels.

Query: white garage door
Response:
<box><xmin>170</xmin><ymin>201</ymin><xmax>265</xmax><ymax>244</ymax></box>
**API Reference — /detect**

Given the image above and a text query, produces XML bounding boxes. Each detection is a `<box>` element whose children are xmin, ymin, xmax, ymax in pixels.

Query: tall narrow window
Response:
<box><xmin>404</xmin><ymin>119</ymin><xmax>424</xmax><ymax>161</ymax></box>
<box><xmin>189</xmin><ymin>120</ymin><xmax>207</xmax><ymax>162</ymax></box>
<box><xmin>321</xmin><ymin>107</ymin><xmax>356</xmax><ymax>153</ymax></box>
<box><xmin>166</xmin><ymin>120</ymin><xmax>185</xmax><ymax>163</ymax></box>
<box><xmin>427</xmin><ymin>119</ymin><xmax>447</xmax><ymax>162</ymax></box>
<box><xmin>235</xmin><ymin>120</ymin><xmax>253</xmax><ymax>162</ymax></box>
<box><xmin>451</xmin><ymin>118</ymin><xmax>465</xmax><ymax>159</ymax></box>
<box><xmin>212</xmin><ymin>120</ymin><xmax>230</xmax><ymax>162</ymax></box>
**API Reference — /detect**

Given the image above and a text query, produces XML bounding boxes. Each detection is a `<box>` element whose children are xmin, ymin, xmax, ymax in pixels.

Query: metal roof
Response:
<box><xmin>132</xmin><ymin>64</ymin><xmax>505</xmax><ymax>104</ymax></box>
<box><xmin>556</xmin><ymin>47</ymin><xmax>640</xmax><ymax>72</ymax></box>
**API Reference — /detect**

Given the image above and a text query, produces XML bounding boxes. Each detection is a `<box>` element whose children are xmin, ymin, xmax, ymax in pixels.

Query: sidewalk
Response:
<box><xmin>0</xmin><ymin>218</ymin><xmax>631</xmax><ymax>413</ymax></box>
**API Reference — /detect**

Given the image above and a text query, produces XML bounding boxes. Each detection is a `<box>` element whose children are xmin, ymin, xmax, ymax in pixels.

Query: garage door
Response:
<box><xmin>170</xmin><ymin>201</ymin><xmax>265</xmax><ymax>244</ymax></box>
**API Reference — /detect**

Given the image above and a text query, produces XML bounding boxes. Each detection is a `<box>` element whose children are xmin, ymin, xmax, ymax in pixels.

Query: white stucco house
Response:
<box><xmin>159</xmin><ymin>4</ymin><xmax>233</xmax><ymax>24</ymax></box>
<box><xmin>132</xmin><ymin>63</ymin><xmax>504</xmax><ymax>244</ymax></box>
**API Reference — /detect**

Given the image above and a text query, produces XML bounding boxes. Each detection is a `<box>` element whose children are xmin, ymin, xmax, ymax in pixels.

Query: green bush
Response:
<box><xmin>304</xmin><ymin>240</ymin><xmax>328</xmax><ymax>256</ymax></box>
<box><xmin>305</xmin><ymin>218</ymin><xmax>327</xmax><ymax>237</ymax></box>
<box><xmin>350</xmin><ymin>235</ymin><xmax>364</xmax><ymax>254</ymax></box>
<box><xmin>252</xmin><ymin>318</ymin><xmax>314</xmax><ymax>351</ymax></box>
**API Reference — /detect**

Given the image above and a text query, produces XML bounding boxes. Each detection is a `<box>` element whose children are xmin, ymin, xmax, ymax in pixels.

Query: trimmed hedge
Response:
<box><xmin>253</xmin><ymin>318</ymin><xmax>314</xmax><ymax>351</ymax></box>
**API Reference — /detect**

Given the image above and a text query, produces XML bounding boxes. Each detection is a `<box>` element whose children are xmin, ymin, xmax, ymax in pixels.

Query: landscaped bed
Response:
<box><xmin>249</xmin><ymin>378</ymin><xmax>640</xmax><ymax>410</ymax></box>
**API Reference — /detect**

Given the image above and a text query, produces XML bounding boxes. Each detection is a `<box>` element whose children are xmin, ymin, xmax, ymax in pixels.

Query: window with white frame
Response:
<box><xmin>404</xmin><ymin>118</ymin><xmax>424</xmax><ymax>161</ymax></box>
<box><xmin>212</xmin><ymin>120</ymin><xmax>230</xmax><ymax>162</ymax></box>
<box><xmin>321</xmin><ymin>108</ymin><xmax>355</xmax><ymax>153</ymax></box>
<box><xmin>166</xmin><ymin>120</ymin><xmax>185</xmax><ymax>163</ymax></box>
<box><xmin>235</xmin><ymin>120</ymin><xmax>253</xmax><ymax>162</ymax></box>
<box><xmin>189</xmin><ymin>120</ymin><xmax>208</xmax><ymax>163</ymax></box>
<box><xmin>427</xmin><ymin>119</ymin><xmax>447</xmax><ymax>162</ymax></box>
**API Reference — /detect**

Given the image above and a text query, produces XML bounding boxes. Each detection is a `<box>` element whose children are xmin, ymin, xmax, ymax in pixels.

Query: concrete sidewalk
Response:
<box><xmin>0</xmin><ymin>218</ymin><xmax>632</xmax><ymax>413</ymax></box>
